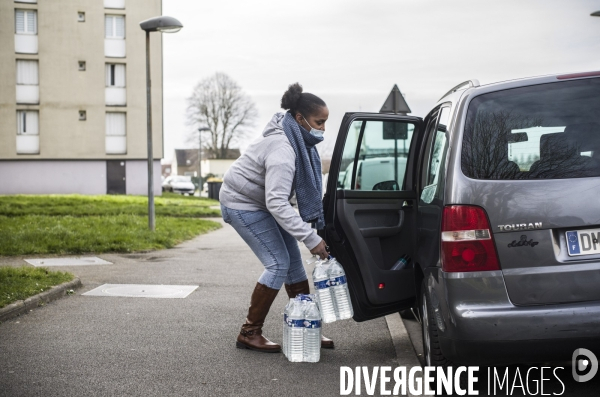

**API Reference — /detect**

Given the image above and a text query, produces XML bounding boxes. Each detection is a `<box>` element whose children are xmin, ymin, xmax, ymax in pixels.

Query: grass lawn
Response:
<box><xmin>0</xmin><ymin>193</ymin><xmax>222</xmax><ymax>256</ymax></box>
<box><xmin>0</xmin><ymin>192</ymin><xmax>221</xmax><ymax>218</ymax></box>
<box><xmin>0</xmin><ymin>266</ymin><xmax>74</xmax><ymax>308</ymax></box>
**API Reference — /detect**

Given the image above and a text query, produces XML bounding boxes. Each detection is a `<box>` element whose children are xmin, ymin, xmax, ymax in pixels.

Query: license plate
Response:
<box><xmin>566</xmin><ymin>229</ymin><xmax>600</xmax><ymax>256</ymax></box>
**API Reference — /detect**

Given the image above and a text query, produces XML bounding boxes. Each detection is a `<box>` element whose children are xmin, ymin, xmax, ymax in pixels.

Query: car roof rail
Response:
<box><xmin>438</xmin><ymin>79</ymin><xmax>480</xmax><ymax>101</ymax></box>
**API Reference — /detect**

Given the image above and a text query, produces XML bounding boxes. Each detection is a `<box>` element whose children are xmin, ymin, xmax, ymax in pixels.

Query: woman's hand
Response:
<box><xmin>310</xmin><ymin>240</ymin><xmax>329</xmax><ymax>260</ymax></box>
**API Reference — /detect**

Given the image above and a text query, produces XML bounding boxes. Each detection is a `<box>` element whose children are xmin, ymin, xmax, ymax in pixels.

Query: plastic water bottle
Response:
<box><xmin>329</xmin><ymin>257</ymin><xmax>353</xmax><ymax>320</ymax></box>
<box><xmin>312</xmin><ymin>260</ymin><xmax>336</xmax><ymax>323</ymax></box>
<box><xmin>303</xmin><ymin>301</ymin><xmax>321</xmax><ymax>363</ymax></box>
<box><xmin>297</xmin><ymin>293</ymin><xmax>317</xmax><ymax>303</ymax></box>
<box><xmin>390</xmin><ymin>254</ymin><xmax>411</xmax><ymax>271</ymax></box>
<box><xmin>282</xmin><ymin>298</ymin><xmax>294</xmax><ymax>358</ymax></box>
<box><xmin>287</xmin><ymin>299</ymin><xmax>305</xmax><ymax>362</ymax></box>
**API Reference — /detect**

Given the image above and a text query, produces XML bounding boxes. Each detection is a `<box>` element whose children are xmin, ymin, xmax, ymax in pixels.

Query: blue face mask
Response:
<box><xmin>303</xmin><ymin>116</ymin><xmax>324</xmax><ymax>139</ymax></box>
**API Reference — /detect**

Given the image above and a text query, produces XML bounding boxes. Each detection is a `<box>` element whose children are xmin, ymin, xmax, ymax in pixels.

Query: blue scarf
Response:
<box><xmin>281</xmin><ymin>112</ymin><xmax>325</xmax><ymax>229</ymax></box>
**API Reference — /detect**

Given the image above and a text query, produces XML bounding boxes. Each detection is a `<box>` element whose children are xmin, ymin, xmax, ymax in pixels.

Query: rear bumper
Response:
<box><xmin>433</xmin><ymin>269</ymin><xmax>600</xmax><ymax>364</ymax></box>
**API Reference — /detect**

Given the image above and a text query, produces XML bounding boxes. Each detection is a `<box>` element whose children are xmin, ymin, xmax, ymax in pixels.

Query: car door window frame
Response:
<box><xmin>420</xmin><ymin>105</ymin><xmax>451</xmax><ymax>204</ymax></box>
<box><xmin>338</xmin><ymin>116</ymin><xmax>421</xmax><ymax>197</ymax></box>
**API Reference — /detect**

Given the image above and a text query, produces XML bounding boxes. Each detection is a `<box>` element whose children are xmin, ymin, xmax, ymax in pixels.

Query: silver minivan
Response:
<box><xmin>320</xmin><ymin>71</ymin><xmax>600</xmax><ymax>365</ymax></box>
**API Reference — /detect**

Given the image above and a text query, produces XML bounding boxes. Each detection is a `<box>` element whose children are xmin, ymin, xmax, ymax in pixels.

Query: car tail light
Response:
<box><xmin>441</xmin><ymin>205</ymin><xmax>500</xmax><ymax>272</ymax></box>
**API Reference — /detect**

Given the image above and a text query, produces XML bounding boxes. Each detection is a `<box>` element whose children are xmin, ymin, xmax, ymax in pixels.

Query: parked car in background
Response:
<box><xmin>161</xmin><ymin>175</ymin><xmax>195</xmax><ymax>195</ymax></box>
<box><xmin>321</xmin><ymin>71</ymin><xmax>600</xmax><ymax>366</ymax></box>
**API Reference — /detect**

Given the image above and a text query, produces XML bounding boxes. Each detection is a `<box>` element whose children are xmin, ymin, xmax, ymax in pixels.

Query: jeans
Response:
<box><xmin>221</xmin><ymin>204</ymin><xmax>307</xmax><ymax>290</ymax></box>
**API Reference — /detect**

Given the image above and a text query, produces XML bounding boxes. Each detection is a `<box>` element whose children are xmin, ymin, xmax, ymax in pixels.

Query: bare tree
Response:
<box><xmin>462</xmin><ymin>110</ymin><xmax>543</xmax><ymax>180</ymax></box>
<box><xmin>186</xmin><ymin>72</ymin><xmax>257</xmax><ymax>159</ymax></box>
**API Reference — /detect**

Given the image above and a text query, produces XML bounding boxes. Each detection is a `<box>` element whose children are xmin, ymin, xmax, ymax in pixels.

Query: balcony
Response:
<box><xmin>16</xmin><ymin>85</ymin><xmax>39</xmax><ymax>104</ymax></box>
<box><xmin>104</xmin><ymin>0</ymin><xmax>125</xmax><ymax>9</ymax></box>
<box><xmin>15</xmin><ymin>34</ymin><xmax>38</xmax><ymax>54</ymax></box>
<box><xmin>106</xmin><ymin>136</ymin><xmax>126</xmax><ymax>154</ymax></box>
<box><xmin>16</xmin><ymin>135</ymin><xmax>39</xmax><ymax>154</ymax></box>
<box><xmin>105</xmin><ymin>87</ymin><xmax>126</xmax><ymax>106</ymax></box>
<box><xmin>105</xmin><ymin>39</ymin><xmax>125</xmax><ymax>58</ymax></box>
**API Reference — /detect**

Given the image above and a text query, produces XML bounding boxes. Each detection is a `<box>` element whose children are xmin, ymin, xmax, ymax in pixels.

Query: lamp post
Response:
<box><xmin>139</xmin><ymin>16</ymin><xmax>183</xmax><ymax>231</ymax></box>
<box><xmin>592</xmin><ymin>11</ymin><xmax>600</xmax><ymax>17</ymax></box>
<box><xmin>197</xmin><ymin>127</ymin><xmax>211</xmax><ymax>195</ymax></box>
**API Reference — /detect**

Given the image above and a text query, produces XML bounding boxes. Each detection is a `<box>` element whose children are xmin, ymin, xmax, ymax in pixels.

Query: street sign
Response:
<box><xmin>380</xmin><ymin>84</ymin><xmax>411</xmax><ymax>115</ymax></box>
<box><xmin>383</xmin><ymin>121</ymin><xmax>408</xmax><ymax>140</ymax></box>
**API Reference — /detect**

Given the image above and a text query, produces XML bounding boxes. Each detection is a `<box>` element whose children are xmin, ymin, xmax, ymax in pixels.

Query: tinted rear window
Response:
<box><xmin>461</xmin><ymin>78</ymin><xmax>600</xmax><ymax>179</ymax></box>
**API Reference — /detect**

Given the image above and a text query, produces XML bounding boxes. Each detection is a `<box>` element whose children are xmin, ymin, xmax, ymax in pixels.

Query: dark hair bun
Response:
<box><xmin>281</xmin><ymin>83</ymin><xmax>303</xmax><ymax>111</ymax></box>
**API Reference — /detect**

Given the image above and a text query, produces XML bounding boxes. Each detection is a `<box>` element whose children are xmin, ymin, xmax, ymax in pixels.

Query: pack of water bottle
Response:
<box><xmin>312</xmin><ymin>256</ymin><xmax>353</xmax><ymax>323</ymax></box>
<box><xmin>283</xmin><ymin>294</ymin><xmax>321</xmax><ymax>362</ymax></box>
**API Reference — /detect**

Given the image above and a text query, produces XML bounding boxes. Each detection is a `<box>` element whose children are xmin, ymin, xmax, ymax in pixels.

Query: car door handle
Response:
<box><xmin>358</xmin><ymin>211</ymin><xmax>404</xmax><ymax>238</ymax></box>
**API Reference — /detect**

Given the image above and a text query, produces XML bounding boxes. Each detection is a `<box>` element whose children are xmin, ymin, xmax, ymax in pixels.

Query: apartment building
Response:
<box><xmin>0</xmin><ymin>0</ymin><xmax>163</xmax><ymax>195</ymax></box>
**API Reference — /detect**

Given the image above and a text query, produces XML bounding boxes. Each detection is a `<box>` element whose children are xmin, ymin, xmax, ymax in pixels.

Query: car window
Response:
<box><xmin>420</xmin><ymin>107</ymin><xmax>450</xmax><ymax>203</ymax></box>
<box><xmin>339</xmin><ymin>119</ymin><xmax>416</xmax><ymax>191</ymax></box>
<box><xmin>462</xmin><ymin>78</ymin><xmax>600</xmax><ymax>180</ymax></box>
<box><xmin>339</xmin><ymin>120</ymin><xmax>361</xmax><ymax>190</ymax></box>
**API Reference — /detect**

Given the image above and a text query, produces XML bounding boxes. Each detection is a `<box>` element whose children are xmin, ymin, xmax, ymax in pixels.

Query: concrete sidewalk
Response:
<box><xmin>0</xmin><ymin>219</ymin><xmax>419</xmax><ymax>397</ymax></box>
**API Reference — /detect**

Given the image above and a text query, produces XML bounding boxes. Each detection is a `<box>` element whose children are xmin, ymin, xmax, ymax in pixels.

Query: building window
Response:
<box><xmin>104</xmin><ymin>15</ymin><xmax>125</xmax><ymax>58</ymax></box>
<box><xmin>78</xmin><ymin>61</ymin><xmax>86</xmax><ymax>71</ymax></box>
<box><xmin>106</xmin><ymin>64</ymin><xmax>125</xmax><ymax>87</ymax></box>
<box><xmin>105</xmin><ymin>63</ymin><xmax>126</xmax><ymax>105</ymax></box>
<box><xmin>15</xmin><ymin>9</ymin><xmax>37</xmax><ymax>34</ymax></box>
<box><xmin>16</xmin><ymin>110</ymin><xmax>39</xmax><ymax>154</ymax></box>
<box><xmin>104</xmin><ymin>0</ymin><xmax>125</xmax><ymax>9</ymax></box>
<box><xmin>15</xmin><ymin>9</ymin><xmax>38</xmax><ymax>54</ymax></box>
<box><xmin>106</xmin><ymin>112</ymin><xmax>126</xmax><ymax>154</ymax></box>
<box><xmin>105</xmin><ymin>15</ymin><xmax>125</xmax><ymax>39</ymax></box>
<box><xmin>78</xmin><ymin>12</ymin><xmax>85</xmax><ymax>22</ymax></box>
<box><xmin>16</xmin><ymin>59</ymin><xmax>39</xmax><ymax>104</ymax></box>
<box><xmin>79</xmin><ymin>110</ymin><xmax>87</xmax><ymax>121</ymax></box>
<box><xmin>15</xmin><ymin>0</ymin><xmax>37</xmax><ymax>3</ymax></box>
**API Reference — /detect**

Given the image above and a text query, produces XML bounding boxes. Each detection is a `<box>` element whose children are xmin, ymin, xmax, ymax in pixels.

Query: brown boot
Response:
<box><xmin>284</xmin><ymin>280</ymin><xmax>335</xmax><ymax>349</ymax></box>
<box><xmin>236</xmin><ymin>282</ymin><xmax>281</xmax><ymax>353</ymax></box>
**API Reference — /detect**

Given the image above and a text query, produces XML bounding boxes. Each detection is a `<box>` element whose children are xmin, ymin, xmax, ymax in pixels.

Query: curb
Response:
<box><xmin>0</xmin><ymin>277</ymin><xmax>82</xmax><ymax>323</ymax></box>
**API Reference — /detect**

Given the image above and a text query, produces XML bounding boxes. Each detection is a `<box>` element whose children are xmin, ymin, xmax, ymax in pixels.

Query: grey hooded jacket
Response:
<box><xmin>219</xmin><ymin>113</ymin><xmax>323</xmax><ymax>250</ymax></box>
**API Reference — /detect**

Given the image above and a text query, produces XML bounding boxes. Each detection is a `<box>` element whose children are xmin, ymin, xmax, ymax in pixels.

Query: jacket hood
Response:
<box><xmin>262</xmin><ymin>112</ymin><xmax>286</xmax><ymax>137</ymax></box>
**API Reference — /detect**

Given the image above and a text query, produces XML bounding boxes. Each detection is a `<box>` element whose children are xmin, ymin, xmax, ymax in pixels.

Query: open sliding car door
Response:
<box><xmin>320</xmin><ymin>113</ymin><xmax>424</xmax><ymax>321</ymax></box>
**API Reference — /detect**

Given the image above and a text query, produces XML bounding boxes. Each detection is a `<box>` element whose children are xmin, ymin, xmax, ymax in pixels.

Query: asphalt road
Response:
<box><xmin>0</xmin><ymin>219</ymin><xmax>419</xmax><ymax>397</ymax></box>
<box><xmin>3</xmin><ymin>218</ymin><xmax>599</xmax><ymax>396</ymax></box>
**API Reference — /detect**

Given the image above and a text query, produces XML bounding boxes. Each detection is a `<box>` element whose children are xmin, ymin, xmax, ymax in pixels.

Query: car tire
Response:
<box><xmin>420</xmin><ymin>279</ymin><xmax>452</xmax><ymax>367</ymax></box>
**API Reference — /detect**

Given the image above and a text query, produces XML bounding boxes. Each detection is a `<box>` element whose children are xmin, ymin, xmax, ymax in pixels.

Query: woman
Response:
<box><xmin>219</xmin><ymin>83</ymin><xmax>332</xmax><ymax>353</ymax></box>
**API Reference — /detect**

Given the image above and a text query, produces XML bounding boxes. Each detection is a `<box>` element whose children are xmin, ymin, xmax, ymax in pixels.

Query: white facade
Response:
<box><xmin>14</xmin><ymin>34</ymin><xmax>37</xmax><ymax>54</ymax></box>
<box><xmin>104</xmin><ymin>39</ymin><xmax>126</xmax><ymax>58</ymax></box>
<box><xmin>126</xmin><ymin>160</ymin><xmax>162</xmax><ymax>195</ymax></box>
<box><xmin>0</xmin><ymin>160</ymin><xmax>161</xmax><ymax>195</ymax></box>
<box><xmin>200</xmin><ymin>159</ymin><xmax>237</xmax><ymax>178</ymax></box>
<box><xmin>104</xmin><ymin>0</ymin><xmax>125</xmax><ymax>9</ymax></box>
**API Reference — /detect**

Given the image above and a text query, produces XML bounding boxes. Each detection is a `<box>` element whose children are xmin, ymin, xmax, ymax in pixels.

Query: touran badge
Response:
<box><xmin>498</xmin><ymin>222</ymin><xmax>542</xmax><ymax>231</ymax></box>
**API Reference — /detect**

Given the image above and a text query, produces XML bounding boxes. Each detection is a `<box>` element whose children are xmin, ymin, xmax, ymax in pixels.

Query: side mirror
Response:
<box><xmin>372</xmin><ymin>180</ymin><xmax>399</xmax><ymax>191</ymax></box>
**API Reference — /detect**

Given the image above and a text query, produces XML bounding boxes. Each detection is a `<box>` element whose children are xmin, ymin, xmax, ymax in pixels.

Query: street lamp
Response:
<box><xmin>592</xmin><ymin>11</ymin><xmax>600</xmax><ymax>17</ymax></box>
<box><xmin>197</xmin><ymin>127</ymin><xmax>211</xmax><ymax>195</ymax></box>
<box><xmin>139</xmin><ymin>16</ymin><xmax>183</xmax><ymax>231</ymax></box>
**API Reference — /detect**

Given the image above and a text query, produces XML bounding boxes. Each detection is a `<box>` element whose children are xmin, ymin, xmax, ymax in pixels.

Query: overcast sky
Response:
<box><xmin>161</xmin><ymin>0</ymin><xmax>600</xmax><ymax>163</ymax></box>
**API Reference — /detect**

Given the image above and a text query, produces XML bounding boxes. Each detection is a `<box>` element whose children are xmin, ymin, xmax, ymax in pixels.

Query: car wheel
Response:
<box><xmin>420</xmin><ymin>280</ymin><xmax>452</xmax><ymax>367</ymax></box>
